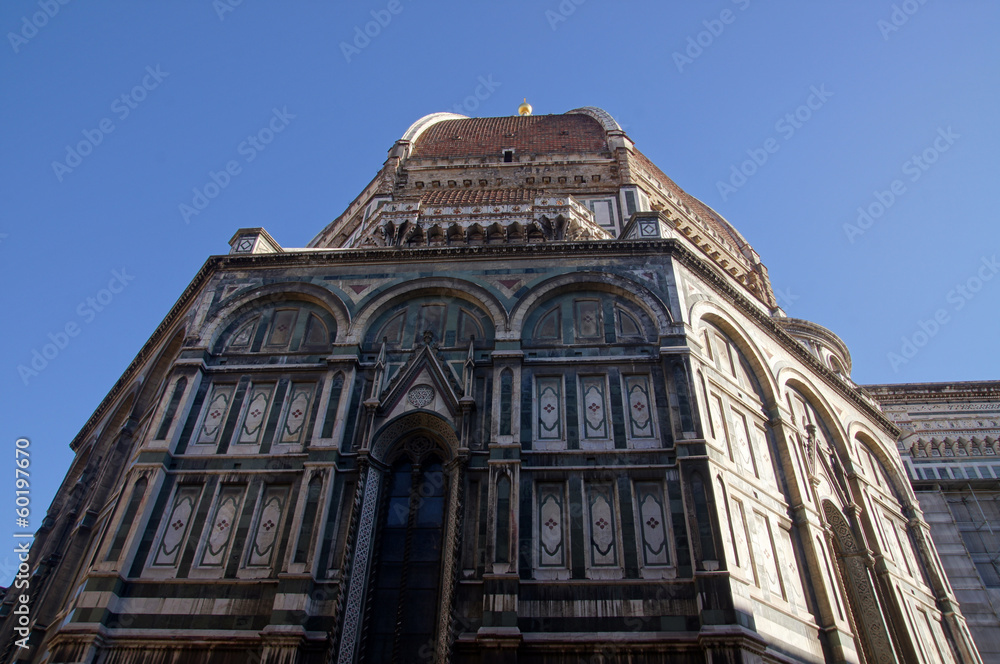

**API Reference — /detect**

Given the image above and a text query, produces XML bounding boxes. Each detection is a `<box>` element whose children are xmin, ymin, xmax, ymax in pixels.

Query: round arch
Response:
<box><xmin>201</xmin><ymin>282</ymin><xmax>351</xmax><ymax>349</ymax></box>
<box><xmin>347</xmin><ymin>277</ymin><xmax>508</xmax><ymax>344</ymax></box>
<box><xmin>690</xmin><ymin>303</ymin><xmax>781</xmax><ymax>410</ymax></box>
<box><xmin>508</xmin><ymin>272</ymin><xmax>673</xmax><ymax>339</ymax></box>
<box><xmin>776</xmin><ymin>369</ymin><xmax>857</xmax><ymax>467</ymax></box>
<box><xmin>850</xmin><ymin>426</ymin><xmax>915</xmax><ymax>508</ymax></box>
<box><xmin>369</xmin><ymin>410</ymin><xmax>461</xmax><ymax>465</ymax></box>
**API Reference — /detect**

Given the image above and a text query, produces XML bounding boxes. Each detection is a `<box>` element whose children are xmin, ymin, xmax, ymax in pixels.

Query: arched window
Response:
<box><xmin>365</xmin><ymin>454</ymin><xmax>448</xmax><ymax>663</ymax></box>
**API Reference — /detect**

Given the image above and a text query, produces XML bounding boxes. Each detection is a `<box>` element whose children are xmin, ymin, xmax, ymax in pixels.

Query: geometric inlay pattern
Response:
<box><xmin>197</xmin><ymin>385</ymin><xmax>235</xmax><ymax>445</ymax></box>
<box><xmin>538</xmin><ymin>483</ymin><xmax>566</xmax><ymax>567</ymax></box>
<box><xmin>580</xmin><ymin>375</ymin><xmax>608</xmax><ymax>440</ymax></box>
<box><xmin>238</xmin><ymin>383</ymin><xmax>274</xmax><ymax>445</ymax></box>
<box><xmin>536</xmin><ymin>377</ymin><xmax>563</xmax><ymax>441</ymax></box>
<box><xmin>279</xmin><ymin>382</ymin><xmax>315</xmax><ymax>444</ymax></box>
<box><xmin>200</xmin><ymin>485</ymin><xmax>245</xmax><ymax>567</ymax></box>
<box><xmin>153</xmin><ymin>485</ymin><xmax>201</xmax><ymax>567</ymax></box>
<box><xmin>587</xmin><ymin>483</ymin><xmax>617</xmax><ymax>567</ymax></box>
<box><xmin>635</xmin><ymin>481</ymin><xmax>669</xmax><ymax>566</ymax></box>
<box><xmin>337</xmin><ymin>469</ymin><xmax>384</xmax><ymax>664</ymax></box>
<box><xmin>624</xmin><ymin>374</ymin><xmax>655</xmax><ymax>440</ymax></box>
<box><xmin>247</xmin><ymin>486</ymin><xmax>287</xmax><ymax>567</ymax></box>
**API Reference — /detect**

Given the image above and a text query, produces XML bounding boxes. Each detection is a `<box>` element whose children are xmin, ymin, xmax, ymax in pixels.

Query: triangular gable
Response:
<box><xmin>379</xmin><ymin>345</ymin><xmax>461</xmax><ymax>417</ymax></box>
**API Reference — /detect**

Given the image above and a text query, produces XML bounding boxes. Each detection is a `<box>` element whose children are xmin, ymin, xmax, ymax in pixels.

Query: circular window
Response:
<box><xmin>407</xmin><ymin>385</ymin><xmax>435</xmax><ymax>408</ymax></box>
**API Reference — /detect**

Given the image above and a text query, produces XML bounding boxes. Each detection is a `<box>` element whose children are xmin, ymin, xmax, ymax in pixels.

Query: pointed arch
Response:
<box><xmin>369</xmin><ymin>411</ymin><xmax>461</xmax><ymax>465</ymax></box>
<box><xmin>338</xmin><ymin>409</ymin><xmax>463</xmax><ymax>664</ymax></box>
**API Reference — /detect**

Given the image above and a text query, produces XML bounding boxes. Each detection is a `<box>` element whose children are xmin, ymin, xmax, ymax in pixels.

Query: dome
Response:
<box><xmin>310</xmin><ymin>106</ymin><xmax>774</xmax><ymax>308</ymax></box>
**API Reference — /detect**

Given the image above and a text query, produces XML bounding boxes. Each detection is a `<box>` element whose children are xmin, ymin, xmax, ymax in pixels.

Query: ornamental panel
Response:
<box><xmin>754</xmin><ymin>510</ymin><xmax>786</xmax><ymax>601</ymax></box>
<box><xmin>228</xmin><ymin>318</ymin><xmax>257</xmax><ymax>349</ymax></box>
<box><xmin>580</xmin><ymin>375</ymin><xmax>609</xmax><ymax>440</ymax></box>
<box><xmin>731</xmin><ymin>407</ymin><xmax>759</xmax><ymax>478</ymax></box>
<box><xmin>200</xmin><ymin>486</ymin><xmax>245</xmax><ymax>567</ymax></box>
<box><xmin>265</xmin><ymin>309</ymin><xmax>298</xmax><ymax>348</ymax></box>
<box><xmin>279</xmin><ymin>382</ymin><xmax>315</xmax><ymax>444</ymax></box>
<box><xmin>624</xmin><ymin>374</ymin><xmax>656</xmax><ymax>440</ymax></box>
<box><xmin>538</xmin><ymin>483</ymin><xmax>567</xmax><ymax>568</ymax></box>
<box><xmin>153</xmin><ymin>485</ymin><xmax>201</xmax><ymax>567</ymax></box>
<box><xmin>197</xmin><ymin>384</ymin><xmax>235</xmax><ymax>445</ymax></box>
<box><xmin>574</xmin><ymin>299</ymin><xmax>602</xmax><ymax>340</ymax></box>
<box><xmin>586</xmin><ymin>483</ymin><xmax>618</xmax><ymax>567</ymax></box>
<box><xmin>708</xmin><ymin>390</ymin><xmax>732</xmax><ymax>460</ymax></box>
<box><xmin>247</xmin><ymin>485</ymin><xmax>288</xmax><ymax>567</ymax></box>
<box><xmin>238</xmin><ymin>383</ymin><xmax>275</xmax><ymax>445</ymax></box>
<box><xmin>536</xmin><ymin>377</ymin><xmax>563</xmax><ymax>442</ymax></box>
<box><xmin>634</xmin><ymin>481</ymin><xmax>670</xmax><ymax>566</ymax></box>
<box><xmin>777</xmin><ymin>524</ymin><xmax>807</xmax><ymax>610</ymax></box>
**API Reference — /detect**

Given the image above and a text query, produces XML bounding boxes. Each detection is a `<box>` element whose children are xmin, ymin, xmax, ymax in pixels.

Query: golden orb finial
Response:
<box><xmin>518</xmin><ymin>98</ymin><xmax>533</xmax><ymax>116</ymax></box>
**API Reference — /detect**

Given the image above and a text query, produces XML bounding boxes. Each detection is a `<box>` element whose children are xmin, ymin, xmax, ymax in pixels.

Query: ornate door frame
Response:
<box><xmin>336</xmin><ymin>412</ymin><xmax>465</xmax><ymax>664</ymax></box>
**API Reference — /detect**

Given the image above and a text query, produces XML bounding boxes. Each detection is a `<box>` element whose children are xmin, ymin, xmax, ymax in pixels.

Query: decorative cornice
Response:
<box><xmin>863</xmin><ymin>381</ymin><xmax>1000</xmax><ymax>404</ymax></box>
<box><xmin>68</xmin><ymin>238</ymin><xmax>898</xmax><ymax>456</ymax></box>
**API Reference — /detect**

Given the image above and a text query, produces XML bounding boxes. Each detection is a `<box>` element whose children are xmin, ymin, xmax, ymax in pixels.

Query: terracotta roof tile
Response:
<box><xmin>412</xmin><ymin>115</ymin><xmax>608</xmax><ymax>159</ymax></box>
<box><xmin>419</xmin><ymin>188</ymin><xmax>544</xmax><ymax>206</ymax></box>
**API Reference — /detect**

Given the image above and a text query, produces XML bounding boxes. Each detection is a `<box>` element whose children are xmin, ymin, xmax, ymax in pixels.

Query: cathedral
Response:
<box><xmin>0</xmin><ymin>104</ymin><xmax>988</xmax><ymax>663</ymax></box>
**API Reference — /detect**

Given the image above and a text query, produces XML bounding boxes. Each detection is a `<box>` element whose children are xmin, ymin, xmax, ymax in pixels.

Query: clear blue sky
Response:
<box><xmin>1</xmin><ymin>1</ymin><xmax>998</xmax><ymax>553</ymax></box>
